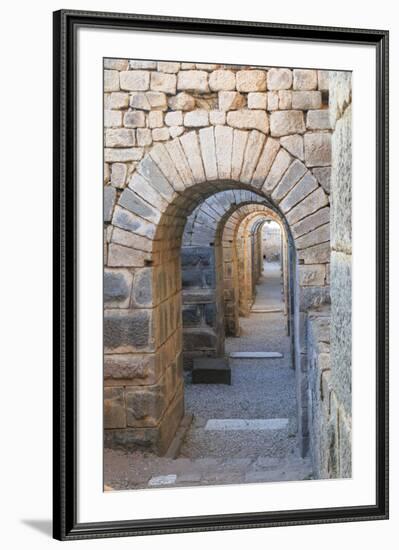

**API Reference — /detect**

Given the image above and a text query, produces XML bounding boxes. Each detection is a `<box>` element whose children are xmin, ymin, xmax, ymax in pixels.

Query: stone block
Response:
<box><xmin>247</xmin><ymin>92</ymin><xmax>267</xmax><ymax>109</ymax></box>
<box><xmin>148</xmin><ymin>111</ymin><xmax>163</xmax><ymax>129</ymax></box>
<box><xmin>123</xmin><ymin>111</ymin><xmax>146</xmax><ymax>128</ymax></box>
<box><xmin>262</xmin><ymin>148</ymin><xmax>292</xmax><ymax>193</ymax></box>
<box><xmin>286</xmin><ymin>187</ymin><xmax>329</xmax><ymax>225</ymax></box>
<box><xmin>231</xmin><ymin>130</ymin><xmax>248</xmax><ymax>180</ymax></box>
<box><xmin>271</xmin><ymin>158</ymin><xmax>307</xmax><ymax>203</ymax></box>
<box><xmin>183</xmin><ymin>328</ymin><xmax>218</xmax><ymax>351</ymax></box>
<box><xmin>267</xmin><ymin>68</ymin><xmax>292</xmax><ymax>90</ymax></box>
<box><xmin>267</xmin><ymin>91</ymin><xmax>279</xmax><ymax>110</ymax></box>
<box><xmin>240</xmin><ymin>130</ymin><xmax>266</xmax><ymax>183</ymax></box>
<box><xmin>227</xmin><ymin>109</ymin><xmax>268</xmax><ymax>134</ymax></box>
<box><xmin>306</xmin><ymin>110</ymin><xmax>332</xmax><ymax>130</ymax></box>
<box><xmin>109</xmin><ymin>92</ymin><xmax>129</xmax><ymax>109</ymax></box>
<box><xmin>236</xmin><ymin>70</ymin><xmax>267</xmax><ymax>92</ymax></box>
<box><xmin>218</xmin><ymin>91</ymin><xmax>246</xmax><ymax>111</ymax></box>
<box><xmin>278</xmin><ymin>90</ymin><xmax>292</xmax><ymax>110</ymax></box>
<box><xmin>104</xmin><ymin>70</ymin><xmax>120</xmax><ymax>92</ymax></box>
<box><xmin>104</xmin><ymin>110</ymin><xmax>122</xmax><ymax>128</ymax></box>
<box><xmin>152</xmin><ymin>128</ymin><xmax>169</xmax><ymax>141</ymax></box>
<box><xmin>104</xmin><ymin>58</ymin><xmax>129</xmax><ymax>71</ymax></box>
<box><xmin>104</xmin><ymin>387</ymin><xmax>126</xmax><ymax>429</ymax></box>
<box><xmin>298</xmin><ymin>242</ymin><xmax>330</xmax><ymax>264</ymax></box>
<box><xmin>209</xmin><ymin>110</ymin><xmax>226</xmax><ymax>125</ymax></box>
<box><xmin>318</xmin><ymin>70</ymin><xmax>330</xmax><ymax>91</ymax></box>
<box><xmin>165</xmin><ymin>110</ymin><xmax>183</xmax><ymax>126</ymax></box>
<box><xmin>184</xmin><ymin>109</ymin><xmax>209</xmax><ymax>127</ymax></box>
<box><xmin>146</xmin><ymin>92</ymin><xmax>168</xmax><ymax>111</ymax></box>
<box><xmin>104</xmin><ymin>186</ymin><xmax>116</xmax><ymax>222</ymax></box>
<box><xmin>299</xmin><ymin>264</ymin><xmax>326</xmax><ymax>286</ymax></box>
<box><xmin>128</xmin><ymin>172</ymin><xmax>168</xmax><ymax>212</ymax></box>
<box><xmin>215</xmin><ymin>125</ymin><xmax>233</xmax><ymax>179</ymax></box>
<box><xmin>104</xmin><ymin>353</ymin><xmax>161</xmax><ymax>385</ymax></box>
<box><xmin>151</xmin><ymin>72</ymin><xmax>177</xmax><ymax>95</ymax></box>
<box><xmin>104</xmin><ymin>148</ymin><xmax>144</xmax><ymax>163</ymax></box>
<box><xmin>209</xmin><ymin>70</ymin><xmax>236</xmax><ymax>91</ymax></box>
<box><xmin>280</xmin><ymin>134</ymin><xmax>304</xmax><ymax>160</ymax></box>
<box><xmin>304</xmin><ymin>133</ymin><xmax>331</xmax><ymax>167</ymax></box>
<box><xmin>119</xmin><ymin>188</ymin><xmax>161</xmax><ymax>224</ymax></box>
<box><xmin>291</xmin><ymin>206</ymin><xmax>330</xmax><ymax>238</ymax></box>
<box><xmin>295</xmin><ymin>223</ymin><xmax>330</xmax><ymax>250</ymax></box>
<box><xmin>136</xmin><ymin>128</ymin><xmax>152</xmax><ymax>147</ymax></box>
<box><xmin>251</xmin><ymin>136</ymin><xmax>280</xmax><ymax>188</ymax></box>
<box><xmin>279</xmin><ymin>171</ymin><xmax>319</xmax><ymax>213</ymax></box>
<box><xmin>120</xmin><ymin>70</ymin><xmax>150</xmax><ymax>91</ymax></box>
<box><xmin>168</xmin><ymin>92</ymin><xmax>196</xmax><ymax>111</ymax></box>
<box><xmin>329</xmin><ymin>71</ymin><xmax>351</xmax><ymax>128</ymax></box>
<box><xmin>129</xmin><ymin>60</ymin><xmax>157</xmax><ymax>70</ymax></box>
<box><xmin>169</xmin><ymin>126</ymin><xmax>184</xmax><ymax>138</ymax></box>
<box><xmin>270</xmin><ymin>110</ymin><xmax>305</xmax><ymax>137</ymax></box>
<box><xmin>125</xmin><ymin>383</ymin><xmax>167</xmax><ymax>427</ymax></box>
<box><xmin>107</xmin><ymin>243</ymin><xmax>151</xmax><ymax>267</ymax></box>
<box><xmin>292</xmin><ymin>91</ymin><xmax>322</xmax><ymax>110</ymax></box>
<box><xmin>157</xmin><ymin>61</ymin><xmax>180</xmax><ymax>73</ymax></box>
<box><xmin>177</xmin><ymin>70</ymin><xmax>209</xmax><ymax>93</ymax></box>
<box><xmin>312</xmin><ymin>167</ymin><xmax>331</xmax><ymax>194</ymax></box>
<box><xmin>105</xmin><ymin>128</ymin><xmax>135</xmax><ymax>148</ymax></box>
<box><xmin>104</xmin><ymin>268</ymin><xmax>133</xmax><ymax>307</ymax></box>
<box><xmin>104</xmin><ymin>309</ymin><xmax>154</xmax><ymax>353</ymax></box>
<box><xmin>179</xmin><ymin>131</ymin><xmax>206</xmax><ymax>183</ymax></box>
<box><xmin>293</xmin><ymin>69</ymin><xmax>318</xmax><ymax>90</ymax></box>
<box><xmin>299</xmin><ymin>286</ymin><xmax>331</xmax><ymax>311</ymax></box>
<box><xmin>112</xmin><ymin>205</ymin><xmax>156</xmax><ymax>239</ymax></box>
<box><xmin>199</xmin><ymin>126</ymin><xmax>217</xmax><ymax>180</ymax></box>
<box><xmin>192</xmin><ymin>357</ymin><xmax>231</xmax><ymax>385</ymax></box>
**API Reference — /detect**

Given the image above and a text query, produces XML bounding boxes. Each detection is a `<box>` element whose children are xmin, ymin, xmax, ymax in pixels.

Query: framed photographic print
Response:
<box><xmin>53</xmin><ymin>9</ymin><xmax>389</xmax><ymax>540</ymax></box>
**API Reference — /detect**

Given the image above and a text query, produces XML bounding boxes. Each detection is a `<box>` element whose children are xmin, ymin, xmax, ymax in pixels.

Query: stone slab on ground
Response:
<box><xmin>230</xmin><ymin>351</ymin><xmax>283</xmax><ymax>359</ymax></box>
<box><xmin>192</xmin><ymin>357</ymin><xmax>231</xmax><ymax>385</ymax></box>
<box><xmin>204</xmin><ymin>418</ymin><xmax>289</xmax><ymax>431</ymax></box>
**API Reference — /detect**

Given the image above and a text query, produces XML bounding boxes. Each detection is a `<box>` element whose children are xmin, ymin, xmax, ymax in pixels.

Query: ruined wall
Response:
<box><xmin>308</xmin><ymin>72</ymin><xmax>352</xmax><ymax>478</ymax></box>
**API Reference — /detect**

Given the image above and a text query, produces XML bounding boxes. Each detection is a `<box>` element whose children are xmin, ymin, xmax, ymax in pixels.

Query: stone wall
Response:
<box><xmin>103</xmin><ymin>58</ymin><xmax>333</xmax><ymax>455</ymax></box>
<box><xmin>262</xmin><ymin>221</ymin><xmax>282</xmax><ymax>262</ymax></box>
<box><xmin>307</xmin><ymin>71</ymin><xmax>352</xmax><ymax>477</ymax></box>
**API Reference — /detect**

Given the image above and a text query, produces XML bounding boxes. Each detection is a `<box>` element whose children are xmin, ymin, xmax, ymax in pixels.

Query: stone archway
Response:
<box><xmin>104</xmin><ymin>127</ymin><xmax>330</xmax><ymax>455</ymax></box>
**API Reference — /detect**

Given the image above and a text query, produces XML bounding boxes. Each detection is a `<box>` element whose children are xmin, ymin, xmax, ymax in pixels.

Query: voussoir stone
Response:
<box><xmin>271</xmin><ymin>159</ymin><xmax>307</xmax><ymax>202</ymax></box>
<box><xmin>209</xmin><ymin>70</ymin><xmax>236</xmax><ymax>91</ymax></box>
<box><xmin>312</xmin><ymin>167</ymin><xmax>331</xmax><ymax>193</ymax></box>
<box><xmin>177</xmin><ymin>71</ymin><xmax>209</xmax><ymax>93</ymax></box>
<box><xmin>120</xmin><ymin>71</ymin><xmax>150</xmax><ymax>91</ymax></box>
<box><xmin>270</xmin><ymin>111</ymin><xmax>305</xmax><ymax>137</ymax></box>
<box><xmin>293</xmin><ymin>69</ymin><xmax>318</xmax><ymax>90</ymax></box>
<box><xmin>104</xmin><ymin>186</ymin><xmax>117</xmax><ymax>222</ymax></box>
<box><xmin>279</xmin><ymin>171</ymin><xmax>319</xmax><ymax>213</ymax></box>
<box><xmin>236</xmin><ymin>70</ymin><xmax>267</xmax><ymax>92</ymax></box>
<box><xmin>267</xmin><ymin>68</ymin><xmax>292</xmax><ymax>90</ymax></box>
<box><xmin>280</xmin><ymin>134</ymin><xmax>304</xmax><ymax>160</ymax></box>
<box><xmin>227</xmin><ymin>109</ymin><xmax>269</xmax><ymax>134</ymax></box>
<box><xmin>286</xmin><ymin>187</ymin><xmax>329</xmax><ymax>225</ymax></box>
<box><xmin>262</xmin><ymin>148</ymin><xmax>292</xmax><ymax>193</ymax></box>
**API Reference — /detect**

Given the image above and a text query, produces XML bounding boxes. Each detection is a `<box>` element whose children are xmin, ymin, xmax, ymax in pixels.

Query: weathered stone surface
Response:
<box><xmin>109</xmin><ymin>92</ymin><xmax>129</xmax><ymax>109</ymax></box>
<box><xmin>231</xmin><ymin>130</ymin><xmax>248</xmax><ymax>180</ymax></box>
<box><xmin>184</xmin><ymin>109</ymin><xmax>209</xmax><ymax>127</ymax></box>
<box><xmin>312</xmin><ymin>167</ymin><xmax>331</xmax><ymax>193</ymax></box>
<box><xmin>270</xmin><ymin>111</ymin><xmax>305</xmax><ymax>137</ymax></box>
<box><xmin>104</xmin><ymin>58</ymin><xmax>129</xmax><ymax>71</ymax></box>
<box><xmin>329</xmin><ymin>71</ymin><xmax>352</xmax><ymax>128</ymax></box>
<box><xmin>112</xmin><ymin>205</ymin><xmax>156</xmax><ymax>239</ymax></box>
<box><xmin>279</xmin><ymin>171</ymin><xmax>319</xmax><ymax>213</ymax></box>
<box><xmin>152</xmin><ymin>128</ymin><xmax>169</xmax><ymax>141</ymax></box>
<box><xmin>227</xmin><ymin>109</ymin><xmax>268</xmax><ymax>134</ymax></box>
<box><xmin>318</xmin><ymin>70</ymin><xmax>330</xmax><ymax>91</ymax></box>
<box><xmin>177</xmin><ymin>70</ymin><xmax>209</xmax><ymax>93</ymax></box>
<box><xmin>218</xmin><ymin>91</ymin><xmax>245</xmax><ymax>111</ymax></box>
<box><xmin>291</xmin><ymin>206</ymin><xmax>330</xmax><ymax>238</ymax></box>
<box><xmin>267</xmin><ymin>91</ymin><xmax>279</xmax><ymax>110</ymax></box>
<box><xmin>104</xmin><ymin>309</ymin><xmax>153</xmax><ymax>352</ymax></box>
<box><xmin>169</xmin><ymin>126</ymin><xmax>184</xmax><ymax>138</ymax></box>
<box><xmin>104</xmin><ymin>387</ymin><xmax>126</xmax><ymax>429</ymax></box>
<box><xmin>168</xmin><ymin>92</ymin><xmax>196</xmax><ymax>111</ymax></box>
<box><xmin>278</xmin><ymin>90</ymin><xmax>292</xmax><ymax>110</ymax></box>
<box><xmin>331</xmin><ymin>105</ymin><xmax>351</xmax><ymax>251</ymax></box>
<box><xmin>105</xmin><ymin>148</ymin><xmax>143</xmax><ymax>162</ymax></box>
<box><xmin>120</xmin><ymin>71</ymin><xmax>150</xmax><ymax>91</ymax></box>
<box><xmin>104</xmin><ymin>110</ymin><xmax>122</xmax><ymax>128</ymax></box>
<box><xmin>104</xmin><ymin>70</ymin><xmax>120</xmax><ymax>92</ymax></box>
<box><xmin>111</xmin><ymin>227</ymin><xmax>152</xmax><ymax>252</ymax></box>
<box><xmin>209</xmin><ymin>110</ymin><xmax>226</xmax><ymax>125</ymax></box>
<box><xmin>125</xmin><ymin>383</ymin><xmax>167</xmax><ymax>427</ymax></box>
<box><xmin>128</xmin><ymin>172</ymin><xmax>168</xmax><ymax>212</ymax></box>
<box><xmin>271</xmin><ymin>159</ymin><xmax>307</xmax><ymax>202</ymax></box>
<box><xmin>105</xmin><ymin>129</ymin><xmax>135</xmax><ymax>148</ymax></box>
<box><xmin>119</xmin><ymin>188</ymin><xmax>161</xmax><ymax>224</ymax></box>
<box><xmin>280</xmin><ymin>134</ymin><xmax>304</xmax><ymax>160</ymax></box>
<box><xmin>150</xmin><ymin>143</ymin><xmax>184</xmax><ymax>192</ymax></box>
<box><xmin>215</xmin><ymin>126</ymin><xmax>233</xmax><ymax>179</ymax></box>
<box><xmin>157</xmin><ymin>61</ymin><xmax>180</xmax><ymax>73</ymax></box>
<box><xmin>129</xmin><ymin>60</ymin><xmax>156</xmax><ymax>70</ymax></box>
<box><xmin>300</xmin><ymin>286</ymin><xmax>330</xmax><ymax>310</ymax></box>
<box><xmin>136</xmin><ymin>128</ymin><xmax>153</xmax><ymax>147</ymax></box>
<box><xmin>104</xmin><ymin>352</ymin><xmax>160</xmax><ymax>384</ymax></box>
<box><xmin>209</xmin><ymin>70</ymin><xmax>236</xmax><ymax>91</ymax></box>
<box><xmin>165</xmin><ymin>110</ymin><xmax>183</xmax><ymax>126</ymax></box>
<box><xmin>148</xmin><ymin>111</ymin><xmax>163</xmax><ymax>128</ymax></box>
<box><xmin>179</xmin><ymin>131</ymin><xmax>206</xmax><ymax>183</ymax></box>
<box><xmin>107</xmin><ymin>243</ymin><xmax>151</xmax><ymax>267</ymax></box>
<box><xmin>306</xmin><ymin>110</ymin><xmax>331</xmax><ymax>130</ymax></box>
<box><xmin>292</xmin><ymin>91</ymin><xmax>322</xmax><ymax>110</ymax></box>
<box><xmin>130</xmin><ymin>92</ymin><xmax>167</xmax><ymax>111</ymax></box>
<box><xmin>262</xmin><ymin>148</ymin><xmax>292</xmax><ymax>193</ymax></box>
<box><xmin>293</xmin><ymin>69</ymin><xmax>318</xmax><ymax>90</ymax></box>
<box><xmin>299</xmin><ymin>264</ymin><xmax>326</xmax><ymax>286</ymax></box>
<box><xmin>111</xmin><ymin>163</ymin><xmax>127</xmax><ymax>188</ymax></box>
<box><xmin>236</xmin><ymin>70</ymin><xmax>266</xmax><ymax>92</ymax></box>
<box><xmin>247</xmin><ymin>92</ymin><xmax>267</xmax><ymax>109</ymax></box>
<box><xmin>304</xmin><ymin>133</ymin><xmax>331</xmax><ymax>167</ymax></box>
<box><xmin>298</xmin><ymin>241</ymin><xmax>330</xmax><ymax>264</ymax></box>
<box><xmin>267</xmin><ymin>68</ymin><xmax>292</xmax><ymax>90</ymax></box>
<box><xmin>151</xmin><ymin>72</ymin><xmax>177</xmax><ymax>95</ymax></box>
<box><xmin>104</xmin><ymin>186</ymin><xmax>116</xmax><ymax>222</ymax></box>
<box><xmin>138</xmin><ymin>156</ymin><xmax>176</xmax><ymax>201</ymax></box>
<box><xmin>251</xmin><ymin>137</ymin><xmax>280</xmax><ymax>188</ymax></box>
<box><xmin>123</xmin><ymin>111</ymin><xmax>146</xmax><ymax>128</ymax></box>
<box><xmin>199</xmin><ymin>127</ymin><xmax>217</xmax><ymax>181</ymax></box>
<box><xmin>295</xmin><ymin>223</ymin><xmax>330</xmax><ymax>250</ymax></box>
<box><xmin>131</xmin><ymin>267</ymin><xmax>153</xmax><ymax>307</ymax></box>
<box><xmin>240</xmin><ymin>130</ymin><xmax>266</xmax><ymax>183</ymax></box>
<box><xmin>286</xmin><ymin>187</ymin><xmax>329</xmax><ymax>225</ymax></box>
<box><xmin>104</xmin><ymin>268</ymin><xmax>133</xmax><ymax>307</ymax></box>
<box><xmin>164</xmin><ymin>139</ymin><xmax>195</xmax><ymax>186</ymax></box>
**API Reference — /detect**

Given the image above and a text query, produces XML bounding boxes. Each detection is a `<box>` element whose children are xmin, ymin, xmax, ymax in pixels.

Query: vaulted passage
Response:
<box><xmin>103</xmin><ymin>61</ymin><xmax>352</xmax><ymax>487</ymax></box>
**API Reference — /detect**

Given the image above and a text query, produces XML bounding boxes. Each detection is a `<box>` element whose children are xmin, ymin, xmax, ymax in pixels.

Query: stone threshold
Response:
<box><xmin>229</xmin><ymin>351</ymin><xmax>283</xmax><ymax>359</ymax></box>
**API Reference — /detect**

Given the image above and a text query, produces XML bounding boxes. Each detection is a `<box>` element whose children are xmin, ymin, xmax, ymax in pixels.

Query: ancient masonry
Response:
<box><xmin>103</xmin><ymin>59</ymin><xmax>351</xmax><ymax>477</ymax></box>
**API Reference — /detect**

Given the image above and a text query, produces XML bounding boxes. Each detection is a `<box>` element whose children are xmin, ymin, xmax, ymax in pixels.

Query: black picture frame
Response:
<box><xmin>53</xmin><ymin>9</ymin><xmax>389</xmax><ymax>541</ymax></box>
